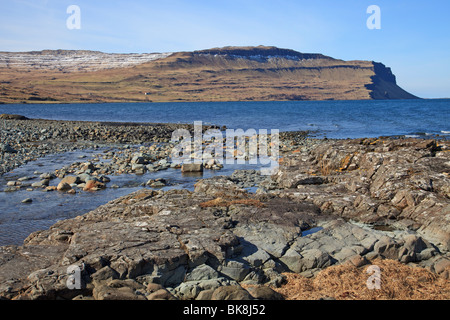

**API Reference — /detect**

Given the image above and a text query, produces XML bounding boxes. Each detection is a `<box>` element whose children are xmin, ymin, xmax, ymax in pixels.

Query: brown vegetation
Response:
<box><xmin>274</xmin><ymin>259</ymin><xmax>450</xmax><ymax>300</ymax></box>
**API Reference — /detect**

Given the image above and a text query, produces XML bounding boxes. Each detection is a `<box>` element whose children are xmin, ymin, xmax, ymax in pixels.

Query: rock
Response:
<box><xmin>77</xmin><ymin>173</ymin><xmax>92</xmax><ymax>183</ymax></box>
<box><xmin>93</xmin><ymin>285</ymin><xmax>146</xmax><ymax>300</ymax></box>
<box><xmin>196</xmin><ymin>289</ymin><xmax>215</xmax><ymax>300</ymax></box>
<box><xmin>147</xmin><ymin>288</ymin><xmax>177</xmax><ymax>300</ymax></box>
<box><xmin>293</xmin><ymin>174</ymin><xmax>324</xmax><ymax>187</ymax></box>
<box><xmin>81</xmin><ymin>162</ymin><xmax>95</xmax><ymax>172</ymax></box>
<box><xmin>60</xmin><ymin>176</ymin><xmax>80</xmax><ymax>185</ymax></box>
<box><xmin>146</xmin><ymin>283</ymin><xmax>164</xmax><ymax>293</ymax></box>
<box><xmin>175</xmin><ymin>281</ymin><xmax>201</xmax><ymax>299</ymax></box>
<box><xmin>218</xmin><ymin>260</ymin><xmax>250</xmax><ymax>282</ymax></box>
<box><xmin>402</xmin><ymin>235</ymin><xmax>430</xmax><ymax>253</ymax></box>
<box><xmin>279</xmin><ymin>248</ymin><xmax>303</xmax><ymax>273</ymax></box>
<box><xmin>56</xmin><ymin>182</ymin><xmax>72</xmax><ymax>191</ymax></box>
<box><xmin>245</xmin><ymin>285</ymin><xmax>284</xmax><ymax>300</ymax></box>
<box><xmin>181</xmin><ymin>163</ymin><xmax>203</xmax><ymax>172</ymax></box>
<box><xmin>0</xmin><ymin>114</ymin><xmax>29</xmax><ymax>120</ymax></box>
<box><xmin>91</xmin><ymin>266</ymin><xmax>119</xmax><ymax>283</ymax></box>
<box><xmin>40</xmin><ymin>172</ymin><xmax>56</xmax><ymax>180</ymax></box>
<box><xmin>185</xmin><ymin>264</ymin><xmax>219</xmax><ymax>282</ymax></box>
<box><xmin>158</xmin><ymin>159</ymin><xmax>168</xmax><ymax>166</ymax></box>
<box><xmin>0</xmin><ymin>144</ymin><xmax>17</xmax><ymax>153</ymax></box>
<box><xmin>107</xmin><ymin>279</ymin><xmax>145</xmax><ymax>290</ymax></box>
<box><xmin>83</xmin><ymin>180</ymin><xmax>105</xmax><ymax>191</ymax></box>
<box><xmin>434</xmin><ymin>258</ymin><xmax>450</xmax><ymax>274</ymax></box>
<box><xmin>131</xmin><ymin>155</ymin><xmax>146</xmax><ymax>164</ymax></box>
<box><xmin>345</xmin><ymin>255</ymin><xmax>369</xmax><ymax>268</ymax></box>
<box><xmin>72</xmin><ymin>295</ymin><xmax>95</xmax><ymax>300</ymax></box>
<box><xmin>4</xmin><ymin>186</ymin><xmax>19</xmax><ymax>192</ymax></box>
<box><xmin>211</xmin><ymin>285</ymin><xmax>253</xmax><ymax>300</ymax></box>
<box><xmin>99</xmin><ymin>175</ymin><xmax>111</xmax><ymax>183</ymax></box>
<box><xmin>373</xmin><ymin>236</ymin><xmax>402</xmax><ymax>260</ymax></box>
<box><xmin>235</xmin><ymin>222</ymin><xmax>301</xmax><ymax>259</ymax></box>
<box><xmin>31</xmin><ymin>179</ymin><xmax>49</xmax><ymax>188</ymax></box>
<box><xmin>146</xmin><ymin>178</ymin><xmax>167</xmax><ymax>188</ymax></box>
<box><xmin>131</xmin><ymin>163</ymin><xmax>145</xmax><ymax>171</ymax></box>
<box><xmin>21</xmin><ymin>198</ymin><xmax>32</xmax><ymax>203</ymax></box>
<box><xmin>300</xmin><ymin>249</ymin><xmax>334</xmax><ymax>270</ymax></box>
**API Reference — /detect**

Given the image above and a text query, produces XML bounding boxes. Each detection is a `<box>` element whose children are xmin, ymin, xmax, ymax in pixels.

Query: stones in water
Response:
<box><xmin>181</xmin><ymin>163</ymin><xmax>203</xmax><ymax>173</ymax></box>
<box><xmin>56</xmin><ymin>182</ymin><xmax>72</xmax><ymax>191</ymax></box>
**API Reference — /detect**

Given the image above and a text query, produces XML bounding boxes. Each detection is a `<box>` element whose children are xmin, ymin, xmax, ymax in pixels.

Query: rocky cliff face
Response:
<box><xmin>0</xmin><ymin>46</ymin><xmax>418</xmax><ymax>103</ymax></box>
<box><xmin>366</xmin><ymin>62</ymin><xmax>417</xmax><ymax>99</ymax></box>
<box><xmin>195</xmin><ymin>45</ymin><xmax>333</xmax><ymax>61</ymax></box>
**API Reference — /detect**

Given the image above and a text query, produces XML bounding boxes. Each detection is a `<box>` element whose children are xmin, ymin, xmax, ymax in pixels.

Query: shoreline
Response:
<box><xmin>0</xmin><ymin>116</ymin><xmax>223</xmax><ymax>176</ymax></box>
<box><xmin>3</xmin><ymin>97</ymin><xmax>440</xmax><ymax>105</ymax></box>
<box><xmin>1</xmin><ymin>115</ymin><xmax>449</xmax><ymax>300</ymax></box>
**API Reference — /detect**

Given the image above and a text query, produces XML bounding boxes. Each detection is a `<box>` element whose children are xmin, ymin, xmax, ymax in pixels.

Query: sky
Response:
<box><xmin>0</xmin><ymin>0</ymin><xmax>449</xmax><ymax>98</ymax></box>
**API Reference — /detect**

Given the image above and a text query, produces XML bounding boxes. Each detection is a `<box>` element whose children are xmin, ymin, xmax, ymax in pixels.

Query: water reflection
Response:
<box><xmin>0</xmin><ymin>148</ymin><xmax>265</xmax><ymax>246</ymax></box>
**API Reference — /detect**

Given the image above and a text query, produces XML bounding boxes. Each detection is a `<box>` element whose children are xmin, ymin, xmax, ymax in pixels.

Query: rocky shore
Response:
<box><xmin>0</xmin><ymin>115</ymin><xmax>220</xmax><ymax>176</ymax></box>
<box><xmin>0</xmin><ymin>116</ymin><xmax>449</xmax><ymax>300</ymax></box>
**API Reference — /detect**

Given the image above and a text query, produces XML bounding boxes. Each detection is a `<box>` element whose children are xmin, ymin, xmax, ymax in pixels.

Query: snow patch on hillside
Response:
<box><xmin>0</xmin><ymin>51</ymin><xmax>173</xmax><ymax>72</ymax></box>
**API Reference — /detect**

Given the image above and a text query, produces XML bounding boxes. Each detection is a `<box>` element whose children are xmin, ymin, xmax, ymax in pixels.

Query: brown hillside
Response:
<box><xmin>0</xmin><ymin>46</ymin><xmax>418</xmax><ymax>103</ymax></box>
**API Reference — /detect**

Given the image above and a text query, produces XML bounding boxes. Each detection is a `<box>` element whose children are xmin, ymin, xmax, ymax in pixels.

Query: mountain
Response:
<box><xmin>0</xmin><ymin>46</ymin><xmax>418</xmax><ymax>103</ymax></box>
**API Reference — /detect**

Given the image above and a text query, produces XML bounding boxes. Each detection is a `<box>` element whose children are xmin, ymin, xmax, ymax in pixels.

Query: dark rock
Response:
<box><xmin>0</xmin><ymin>114</ymin><xmax>29</xmax><ymax>120</ymax></box>
<box><xmin>0</xmin><ymin>144</ymin><xmax>17</xmax><ymax>154</ymax></box>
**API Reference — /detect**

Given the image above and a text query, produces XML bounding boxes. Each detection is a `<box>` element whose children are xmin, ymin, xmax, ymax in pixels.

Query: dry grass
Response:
<box><xmin>274</xmin><ymin>259</ymin><xmax>450</xmax><ymax>300</ymax></box>
<box><xmin>319</xmin><ymin>158</ymin><xmax>331</xmax><ymax>176</ymax></box>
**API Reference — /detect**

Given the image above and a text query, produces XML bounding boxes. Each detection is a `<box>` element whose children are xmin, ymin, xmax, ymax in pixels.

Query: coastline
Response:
<box><xmin>0</xmin><ymin>117</ymin><xmax>221</xmax><ymax>175</ymax></box>
<box><xmin>0</xmin><ymin>96</ymin><xmax>430</xmax><ymax>105</ymax></box>
<box><xmin>0</xmin><ymin>116</ymin><xmax>449</xmax><ymax>300</ymax></box>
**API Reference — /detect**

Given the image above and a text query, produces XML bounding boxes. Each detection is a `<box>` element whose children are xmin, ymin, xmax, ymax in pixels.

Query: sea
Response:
<box><xmin>0</xmin><ymin>99</ymin><xmax>449</xmax><ymax>246</ymax></box>
<box><xmin>1</xmin><ymin>99</ymin><xmax>449</xmax><ymax>139</ymax></box>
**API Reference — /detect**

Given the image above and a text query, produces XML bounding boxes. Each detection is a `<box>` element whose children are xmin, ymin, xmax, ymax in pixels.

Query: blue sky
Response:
<box><xmin>1</xmin><ymin>0</ymin><xmax>449</xmax><ymax>98</ymax></box>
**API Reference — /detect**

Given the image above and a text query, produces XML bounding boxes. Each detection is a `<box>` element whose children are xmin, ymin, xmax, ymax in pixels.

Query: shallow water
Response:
<box><xmin>0</xmin><ymin>148</ymin><xmax>267</xmax><ymax>246</ymax></box>
<box><xmin>302</xmin><ymin>226</ymin><xmax>324</xmax><ymax>237</ymax></box>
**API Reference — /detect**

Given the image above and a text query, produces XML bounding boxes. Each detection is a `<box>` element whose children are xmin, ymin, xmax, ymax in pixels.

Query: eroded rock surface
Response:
<box><xmin>271</xmin><ymin>138</ymin><xmax>450</xmax><ymax>251</ymax></box>
<box><xmin>1</xmin><ymin>138</ymin><xmax>449</xmax><ymax>300</ymax></box>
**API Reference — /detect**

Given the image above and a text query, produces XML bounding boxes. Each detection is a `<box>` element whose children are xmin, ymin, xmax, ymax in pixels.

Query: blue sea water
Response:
<box><xmin>1</xmin><ymin>99</ymin><xmax>449</xmax><ymax>139</ymax></box>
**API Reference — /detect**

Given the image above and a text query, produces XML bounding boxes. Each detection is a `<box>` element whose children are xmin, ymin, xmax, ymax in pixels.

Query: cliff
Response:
<box><xmin>0</xmin><ymin>46</ymin><xmax>418</xmax><ymax>103</ymax></box>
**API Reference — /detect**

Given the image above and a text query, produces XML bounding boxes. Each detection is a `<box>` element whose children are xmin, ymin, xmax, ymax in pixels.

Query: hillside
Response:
<box><xmin>0</xmin><ymin>46</ymin><xmax>418</xmax><ymax>103</ymax></box>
